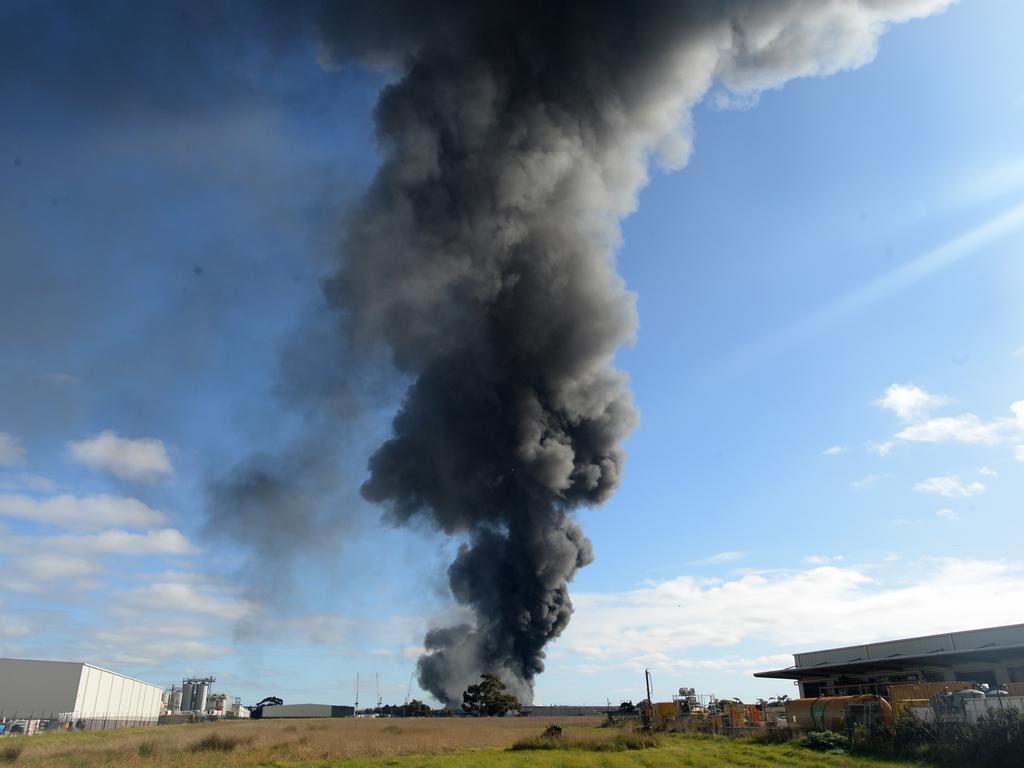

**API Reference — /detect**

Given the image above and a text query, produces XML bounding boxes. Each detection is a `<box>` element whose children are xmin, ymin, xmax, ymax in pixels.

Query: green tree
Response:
<box><xmin>461</xmin><ymin>673</ymin><xmax>520</xmax><ymax>716</ymax></box>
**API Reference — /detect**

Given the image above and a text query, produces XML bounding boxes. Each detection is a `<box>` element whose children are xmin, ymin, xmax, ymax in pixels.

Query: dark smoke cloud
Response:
<box><xmin>16</xmin><ymin>0</ymin><xmax>947</xmax><ymax>704</ymax></box>
<box><xmin>308</xmin><ymin>0</ymin><xmax>952</xmax><ymax>705</ymax></box>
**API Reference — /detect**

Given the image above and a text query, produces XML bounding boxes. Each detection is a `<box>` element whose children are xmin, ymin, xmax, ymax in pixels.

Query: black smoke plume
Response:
<box><xmin>206</xmin><ymin>0</ymin><xmax>948</xmax><ymax>704</ymax></box>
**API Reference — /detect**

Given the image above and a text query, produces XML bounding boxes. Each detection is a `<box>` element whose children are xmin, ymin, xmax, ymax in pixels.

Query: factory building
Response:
<box><xmin>262</xmin><ymin>703</ymin><xmax>355</xmax><ymax>719</ymax></box>
<box><xmin>0</xmin><ymin>658</ymin><xmax>163</xmax><ymax>730</ymax></box>
<box><xmin>755</xmin><ymin>623</ymin><xmax>1024</xmax><ymax>697</ymax></box>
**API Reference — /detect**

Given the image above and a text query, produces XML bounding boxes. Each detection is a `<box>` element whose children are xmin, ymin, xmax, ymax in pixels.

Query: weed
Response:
<box><xmin>189</xmin><ymin>732</ymin><xmax>248</xmax><ymax>752</ymax></box>
<box><xmin>0</xmin><ymin>743</ymin><xmax>23</xmax><ymax>763</ymax></box>
<box><xmin>137</xmin><ymin>740</ymin><xmax>158</xmax><ymax>757</ymax></box>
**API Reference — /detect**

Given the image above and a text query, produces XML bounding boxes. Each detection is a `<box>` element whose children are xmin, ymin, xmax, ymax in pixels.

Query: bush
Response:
<box><xmin>510</xmin><ymin>729</ymin><xmax>660</xmax><ymax>752</ymax></box>
<box><xmin>0</xmin><ymin>743</ymin><xmax>23</xmax><ymax>764</ymax></box>
<box><xmin>798</xmin><ymin>730</ymin><xmax>850</xmax><ymax>754</ymax></box>
<box><xmin>190</xmin><ymin>733</ymin><xmax>248</xmax><ymax>752</ymax></box>
<box><xmin>137</xmin><ymin>740</ymin><xmax>158</xmax><ymax>757</ymax></box>
<box><xmin>856</xmin><ymin>708</ymin><xmax>1024</xmax><ymax>767</ymax></box>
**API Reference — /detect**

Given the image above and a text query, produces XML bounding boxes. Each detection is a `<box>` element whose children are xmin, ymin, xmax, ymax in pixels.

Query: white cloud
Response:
<box><xmin>867</xmin><ymin>440</ymin><xmax>895</xmax><ymax>457</ymax></box>
<box><xmin>935</xmin><ymin>508</ymin><xmax>960</xmax><ymax>521</ymax></box>
<box><xmin>978</xmin><ymin>466</ymin><xmax>998</xmax><ymax>478</ymax></box>
<box><xmin>0</xmin><ymin>433</ymin><xmax>25</xmax><ymax>466</ymax></box>
<box><xmin>804</xmin><ymin>554</ymin><xmax>844</xmax><ymax>565</ymax></box>
<box><xmin>689</xmin><ymin>551</ymin><xmax>746</xmax><ymax>566</ymax></box>
<box><xmin>118</xmin><ymin>580</ymin><xmax>253</xmax><ymax>620</ymax></box>
<box><xmin>557</xmin><ymin>559</ymin><xmax>1024</xmax><ymax>671</ymax></box>
<box><xmin>0</xmin><ymin>493</ymin><xmax>167</xmax><ymax>530</ymax></box>
<box><xmin>8</xmin><ymin>553</ymin><xmax>99</xmax><ymax>581</ymax></box>
<box><xmin>822</xmin><ymin>445</ymin><xmax>846</xmax><ymax>456</ymax></box>
<box><xmin>876</xmin><ymin>383</ymin><xmax>950</xmax><ymax>421</ymax></box>
<box><xmin>914</xmin><ymin>475</ymin><xmax>986</xmax><ymax>498</ymax></box>
<box><xmin>896</xmin><ymin>414</ymin><xmax>1011</xmax><ymax>445</ymax></box>
<box><xmin>67</xmin><ymin>430</ymin><xmax>174</xmax><ymax>482</ymax></box>
<box><xmin>1016</xmin><ymin>446</ymin><xmax>1024</xmax><ymax>462</ymax></box>
<box><xmin>50</xmin><ymin>528</ymin><xmax>197</xmax><ymax>556</ymax></box>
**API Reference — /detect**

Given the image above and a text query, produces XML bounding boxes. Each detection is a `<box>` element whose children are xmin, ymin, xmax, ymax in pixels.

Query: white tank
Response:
<box><xmin>168</xmin><ymin>687</ymin><xmax>183</xmax><ymax>712</ymax></box>
<box><xmin>181</xmin><ymin>682</ymin><xmax>195</xmax><ymax>711</ymax></box>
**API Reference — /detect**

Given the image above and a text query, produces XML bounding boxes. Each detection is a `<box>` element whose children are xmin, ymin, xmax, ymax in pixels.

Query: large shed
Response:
<box><xmin>0</xmin><ymin>658</ymin><xmax>164</xmax><ymax>730</ymax></box>
<box><xmin>754</xmin><ymin>623</ymin><xmax>1024</xmax><ymax>698</ymax></box>
<box><xmin>261</xmin><ymin>703</ymin><xmax>354</xmax><ymax>718</ymax></box>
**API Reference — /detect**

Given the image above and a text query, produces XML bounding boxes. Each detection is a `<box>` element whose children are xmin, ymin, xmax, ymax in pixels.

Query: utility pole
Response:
<box><xmin>355</xmin><ymin>673</ymin><xmax>359</xmax><ymax>714</ymax></box>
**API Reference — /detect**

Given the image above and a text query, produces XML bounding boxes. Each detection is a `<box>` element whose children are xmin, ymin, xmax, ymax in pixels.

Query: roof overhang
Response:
<box><xmin>755</xmin><ymin>642</ymin><xmax>1024</xmax><ymax>680</ymax></box>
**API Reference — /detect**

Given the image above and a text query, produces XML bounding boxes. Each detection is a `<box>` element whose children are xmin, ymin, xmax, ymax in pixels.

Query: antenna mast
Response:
<box><xmin>376</xmin><ymin>672</ymin><xmax>383</xmax><ymax>709</ymax></box>
<box><xmin>355</xmin><ymin>673</ymin><xmax>360</xmax><ymax>713</ymax></box>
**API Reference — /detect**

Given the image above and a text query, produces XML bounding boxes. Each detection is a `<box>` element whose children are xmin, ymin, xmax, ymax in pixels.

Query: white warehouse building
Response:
<box><xmin>0</xmin><ymin>658</ymin><xmax>163</xmax><ymax>730</ymax></box>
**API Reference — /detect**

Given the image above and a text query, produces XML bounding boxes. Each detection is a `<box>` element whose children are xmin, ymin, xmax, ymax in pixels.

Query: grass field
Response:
<box><xmin>0</xmin><ymin>716</ymin><xmax>920</xmax><ymax>767</ymax></box>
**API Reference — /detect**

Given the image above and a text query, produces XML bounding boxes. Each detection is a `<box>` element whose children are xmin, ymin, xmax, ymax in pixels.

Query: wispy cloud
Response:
<box><xmin>0</xmin><ymin>493</ymin><xmax>167</xmax><ymax>530</ymax></box>
<box><xmin>822</xmin><ymin>445</ymin><xmax>846</xmax><ymax>456</ymax></box>
<box><xmin>0</xmin><ymin>433</ymin><xmax>25</xmax><ymax>467</ymax></box>
<box><xmin>935</xmin><ymin>508</ymin><xmax>960</xmax><ymax>521</ymax></box>
<box><xmin>851</xmin><ymin>473</ymin><xmax>891</xmax><ymax>491</ymax></box>
<box><xmin>689</xmin><ymin>551</ymin><xmax>746</xmax><ymax>566</ymax></box>
<box><xmin>914</xmin><ymin>475</ymin><xmax>986</xmax><ymax>498</ymax></box>
<box><xmin>804</xmin><ymin>554</ymin><xmax>844</xmax><ymax>565</ymax></box>
<box><xmin>67</xmin><ymin>430</ymin><xmax>174</xmax><ymax>482</ymax></box>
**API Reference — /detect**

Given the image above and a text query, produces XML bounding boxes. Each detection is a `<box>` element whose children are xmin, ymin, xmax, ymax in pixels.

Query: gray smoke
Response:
<box><xmin>203</xmin><ymin>0</ymin><xmax>951</xmax><ymax>705</ymax></box>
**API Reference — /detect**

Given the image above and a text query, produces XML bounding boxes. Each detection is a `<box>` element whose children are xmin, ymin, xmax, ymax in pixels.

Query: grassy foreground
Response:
<box><xmin>0</xmin><ymin>716</ymin><xmax>919</xmax><ymax>767</ymax></box>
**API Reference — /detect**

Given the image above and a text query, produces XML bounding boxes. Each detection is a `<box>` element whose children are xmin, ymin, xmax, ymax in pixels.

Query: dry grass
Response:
<box><xmin>0</xmin><ymin>716</ymin><xmax>603</xmax><ymax>767</ymax></box>
<box><xmin>0</xmin><ymin>718</ymin><xmax>919</xmax><ymax>768</ymax></box>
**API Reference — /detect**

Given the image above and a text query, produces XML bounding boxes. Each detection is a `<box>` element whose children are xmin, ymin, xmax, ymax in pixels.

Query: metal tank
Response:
<box><xmin>167</xmin><ymin>686</ymin><xmax>183</xmax><ymax>712</ymax></box>
<box><xmin>785</xmin><ymin>695</ymin><xmax>894</xmax><ymax>732</ymax></box>
<box><xmin>180</xmin><ymin>681</ymin><xmax>195</xmax><ymax>712</ymax></box>
<box><xmin>194</xmin><ymin>681</ymin><xmax>209</xmax><ymax>713</ymax></box>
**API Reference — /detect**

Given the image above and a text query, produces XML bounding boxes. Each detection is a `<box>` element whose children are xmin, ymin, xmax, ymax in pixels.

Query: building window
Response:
<box><xmin>923</xmin><ymin>671</ymin><xmax>946</xmax><ymax>682</ymax></box>
<box><xmin>1008</xmin><ymin>667</ymin><xmax>1024</xmax><ymax>683</ymax></box>
<box><xmin>802</xmin><ymin>682</ymin><xmax>823</xmax><ymax>698</ymax></box>
<box><xmin>956</xmin><ymin>670</ymin><xmax>997</xmax><ymax>687</ymax></box>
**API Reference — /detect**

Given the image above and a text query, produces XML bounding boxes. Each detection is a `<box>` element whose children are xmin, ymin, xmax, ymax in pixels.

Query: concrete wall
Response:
<box><xmin>0</xmin><ymin>659</ymin><xmax>82</xmax><ymax>718</ymax></box>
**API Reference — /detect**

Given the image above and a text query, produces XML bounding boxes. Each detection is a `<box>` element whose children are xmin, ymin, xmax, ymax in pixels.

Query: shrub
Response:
<box><xmin>798</xmin><ymin>730</ymin><xmax>850</xmax><ymax>754</ymax></box>
<box><xmin>137</xmin><ymin>740</ymin><xmax>158</xmax><ymax>757</ymax></box>
<box><xmin>510</xmin><ymin>729</ymin><xmax>660</xmax><ymax>752</ymax></box>
<box><xmin>0</xmin><ymin>743</ymin><xmax>23</xmax><ymax>764</ymax></box>
<box><xmin>190</xmin><ymin>733</ymin><xmax>248</xmax><ymax>752</ymax></box>
<box><xmin>541</xmin><ymin>724</ymin><xmax>562</xmax><ymax>740</ymax></box>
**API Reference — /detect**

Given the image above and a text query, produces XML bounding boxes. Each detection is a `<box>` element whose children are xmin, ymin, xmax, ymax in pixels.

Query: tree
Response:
<box><xmin>404</xmin><ymin>699</ymin><xmax>432</xmax><ymax>717</ymax></box>
<box><xmin>249</xmin><ymin>696</ymin><xmax>283</xmax><ymax>719</ymax></box>
<box><xmin>461</xmin><ymin>673</ymin><xmax>520</xmax><ymax>717</ymax></box>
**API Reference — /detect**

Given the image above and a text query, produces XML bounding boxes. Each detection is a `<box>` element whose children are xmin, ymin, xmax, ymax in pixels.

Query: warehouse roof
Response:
<box><xmin>754</xmin><ymin>622</ymin><xmax>1024</xmax><ymax>681</ymax></box>
<box><xmin>0</xmin><ymin>657</ymin><xmax>161</xmax><ymax>688</ymax></box>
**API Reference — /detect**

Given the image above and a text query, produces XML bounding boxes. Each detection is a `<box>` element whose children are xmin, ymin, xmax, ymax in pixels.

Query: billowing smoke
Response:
<box><xmin>207</xmin><ymin>0</ymin><xmax>952</xmax><ymax>705</ymax></box>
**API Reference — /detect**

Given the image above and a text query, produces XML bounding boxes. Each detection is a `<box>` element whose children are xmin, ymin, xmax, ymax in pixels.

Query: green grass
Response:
<box><xmin>289</xmin><ymin>733</ymin><xmax>921</xmax><ymax>768</ymax></box>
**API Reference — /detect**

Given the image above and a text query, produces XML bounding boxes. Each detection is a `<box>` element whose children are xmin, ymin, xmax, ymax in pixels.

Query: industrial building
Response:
<box><xmin>163</xmin><ymin>676</ymin><xmax>247</xmax><ymax>719</ymax></box>
<box><xmin>755</xmin><ymin>622</ymin><xmax>1024</xmax><ymax>697</ymax></box>
<box><xmin>0</xmin><ymin>658</ymin><xmax>163</xmax><ymax>730</ymax></box>
<box><xmin>261</xmin><ymin>703</ymin><xmax>355</xmax><ymax>719</ymax></box>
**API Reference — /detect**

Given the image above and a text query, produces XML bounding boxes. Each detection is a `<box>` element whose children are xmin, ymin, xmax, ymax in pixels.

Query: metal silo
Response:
<box><xmin>195</xmin><ymin>681</ymin><xmax>209</xmax><ymax>713</ymax></box>
<box><xmin>181</xmin><ymin>681</ymin><xmax>195</xmax><ymax>711</ymax></box>
<box><xmin>168</xmin><ymin>686</ymin><xmax>183</xmax><ymax>712</ymax></box>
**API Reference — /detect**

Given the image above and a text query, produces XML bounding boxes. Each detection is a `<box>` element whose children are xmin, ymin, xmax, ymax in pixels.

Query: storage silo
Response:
<box><xmin>180</xmin><ymin>681</ymin><xmax>195</xmax><ymax>711</ymax></box>
<box><xmin>194</xmin><ymin>680</ymin><xmax>209</xmax><ymax>713</ymax></box>
<box><xmin>167</xmin><ymin>686</ymin><xmax>183</xmax><ymax>712</ymax></box>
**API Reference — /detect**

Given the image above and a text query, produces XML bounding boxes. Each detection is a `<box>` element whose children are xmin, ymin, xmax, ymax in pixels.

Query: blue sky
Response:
<box><xmin>2</xmin><ymin>0</ymin><xmax>1023</xmax><ymax>708</ymax></box>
